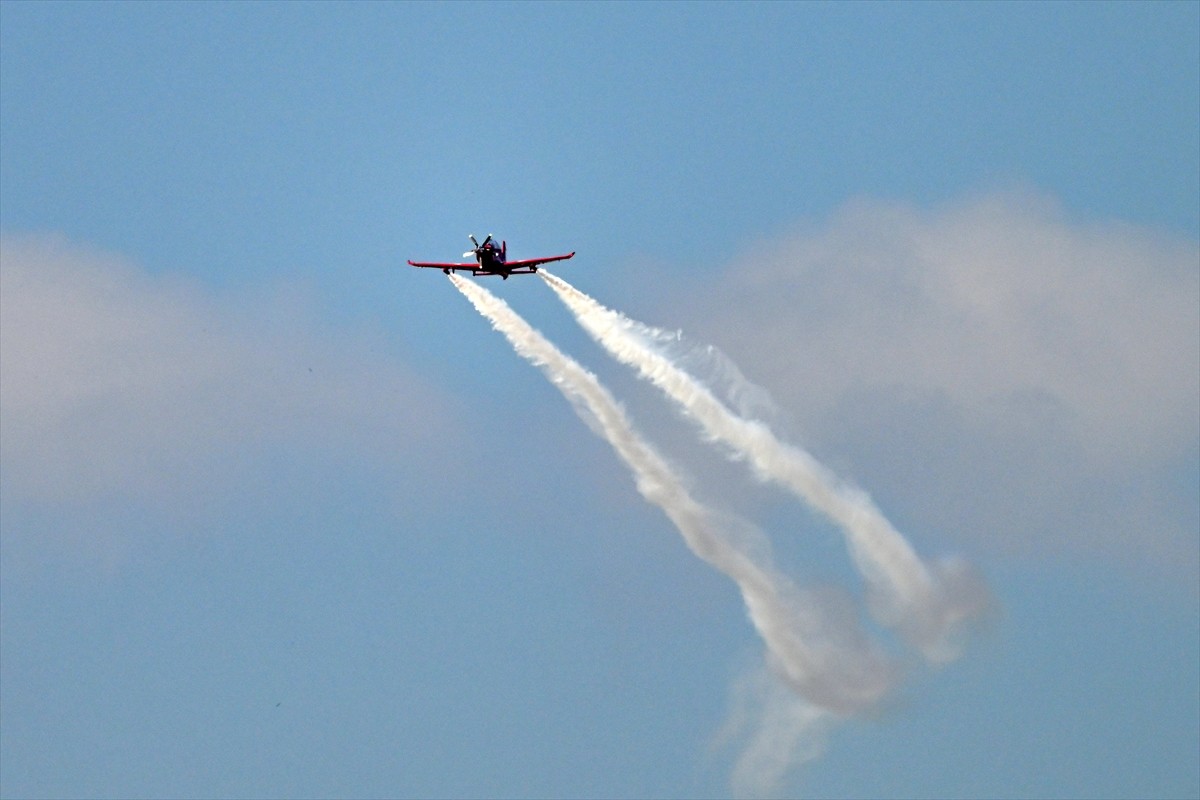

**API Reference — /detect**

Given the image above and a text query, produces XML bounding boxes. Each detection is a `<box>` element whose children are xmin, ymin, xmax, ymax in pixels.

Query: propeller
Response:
<box><xmin>464</xmin><ymin>233</ymin><xmax>493</xmax><ymax>259</ymax></box>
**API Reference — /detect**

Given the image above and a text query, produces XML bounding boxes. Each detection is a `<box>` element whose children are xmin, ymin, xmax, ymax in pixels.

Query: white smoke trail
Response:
<box><xmin>540</xmin><ymin>270</ymin><xmax>987</xmax><ymax>663</ymax></box>
<box><xmin>448</xmin><ymin>273</ymin><xmax>895</xmax><ymax>722</ymax></box>
<box><xmin>718</xmin><ymin>663</ymin><xmax>834</xmax><ymax>799</ymax></box>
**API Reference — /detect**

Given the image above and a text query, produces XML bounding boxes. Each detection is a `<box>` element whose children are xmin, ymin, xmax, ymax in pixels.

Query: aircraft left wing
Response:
<box><xmin>503</xmin><ymin>252</ymin><xmax>576</xmax><ymax>270</ymax></box>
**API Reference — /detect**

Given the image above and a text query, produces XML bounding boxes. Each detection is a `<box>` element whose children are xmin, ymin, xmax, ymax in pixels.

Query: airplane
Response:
<box><xmin>408</xmin><ymin>234</ymin><xmax>575</xmax><ymax>278</ymax></box>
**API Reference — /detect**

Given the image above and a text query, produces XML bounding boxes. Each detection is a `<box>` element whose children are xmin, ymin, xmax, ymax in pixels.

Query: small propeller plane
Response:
<box><xmin>408</xmin><ymin>235</ymin><xmax>575</xmax><ymax>278</ymax></box>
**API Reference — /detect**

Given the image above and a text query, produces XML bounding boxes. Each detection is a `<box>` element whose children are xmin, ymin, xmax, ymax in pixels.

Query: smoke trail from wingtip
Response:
<box><xmin>448</xmin><ymin>274</ymin><xmax>895</xmax><ymax>719</ymax></box>
<box><xmin>539</xmin><ymin>270</ymin><xmax>986</xmax><ymax>662</ymax></box>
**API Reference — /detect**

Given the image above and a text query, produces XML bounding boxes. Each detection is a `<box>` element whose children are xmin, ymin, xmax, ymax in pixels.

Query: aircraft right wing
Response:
<box><xmin>408</xmin><ymin>260</ymin><xmax>478</xmax><ymax>272</ymax></box>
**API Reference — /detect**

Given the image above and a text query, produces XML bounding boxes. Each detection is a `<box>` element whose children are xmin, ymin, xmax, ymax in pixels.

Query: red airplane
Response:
<box><xmin>408</xmin><ymin>234</ymin><xmax>575</xmax><ymax>278</ymax></box>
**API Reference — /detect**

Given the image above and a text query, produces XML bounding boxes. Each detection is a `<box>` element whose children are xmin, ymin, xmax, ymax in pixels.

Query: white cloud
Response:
<box><xmin>0</xmin><ymin>235</ymin><xmax>459</xmax><ymax>552</ymax></box>
<box><xmin>666</xmin><ymin>192</ymin><xmax>1199</xmax><ymax>571</ymax></box>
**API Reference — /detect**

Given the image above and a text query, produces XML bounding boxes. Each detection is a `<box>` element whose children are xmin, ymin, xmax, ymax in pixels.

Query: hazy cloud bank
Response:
<box><xmin>0</xmin><ymin>234</ymin><xmax>456</xmax><ymax>560</ymax></box>
<box><xmin>669</xmin><ymin>192</ymin><xmax>1199</xmax><ymax>572</ymax></box>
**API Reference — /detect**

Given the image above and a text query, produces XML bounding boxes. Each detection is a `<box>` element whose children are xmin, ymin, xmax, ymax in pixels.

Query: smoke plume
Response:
<box><xmin>540</xmin><ymin>270</ymin><xmax>987</xmax><ymax>663</ymax></box>
<box><xmin>449</xmin><ymin>274</ymin><xmax>894</xmax><ymax>718</ymax></box>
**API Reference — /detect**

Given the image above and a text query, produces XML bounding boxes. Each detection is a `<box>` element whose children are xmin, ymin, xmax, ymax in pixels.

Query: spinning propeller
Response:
<box><xmin>464</xmin><ymin>234</ymin><xmax>493</xmax><ymax>258</ymax></box>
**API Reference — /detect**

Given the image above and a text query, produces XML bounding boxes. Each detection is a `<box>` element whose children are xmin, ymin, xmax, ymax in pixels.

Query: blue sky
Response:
<box><xmin>1</xmin><ymin>2</ymin><xmax>1197</xmax><ymax>799</ymax></box>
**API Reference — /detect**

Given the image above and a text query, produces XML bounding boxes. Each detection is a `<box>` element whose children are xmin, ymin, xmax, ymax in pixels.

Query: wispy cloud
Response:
<box><xmin>0</xmin><ymin>235</ymin><xmax>457</xmax><ymax>561</ymax></box>
<box><xmin>665</xmin><ymin>191</ymin><xmax>1199</xmax><ymax>572</ymax></box>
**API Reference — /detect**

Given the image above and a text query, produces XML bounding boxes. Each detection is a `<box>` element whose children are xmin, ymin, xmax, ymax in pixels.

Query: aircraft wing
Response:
<box><xmin>502</xmin><ymin>252</ymin><xmax>576</xmax><ymax>270</ymax></box>
<box><xmin>408</xmin><ymin>260</ymin><xmax>478</xmax><ymax>272</ymax></box>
